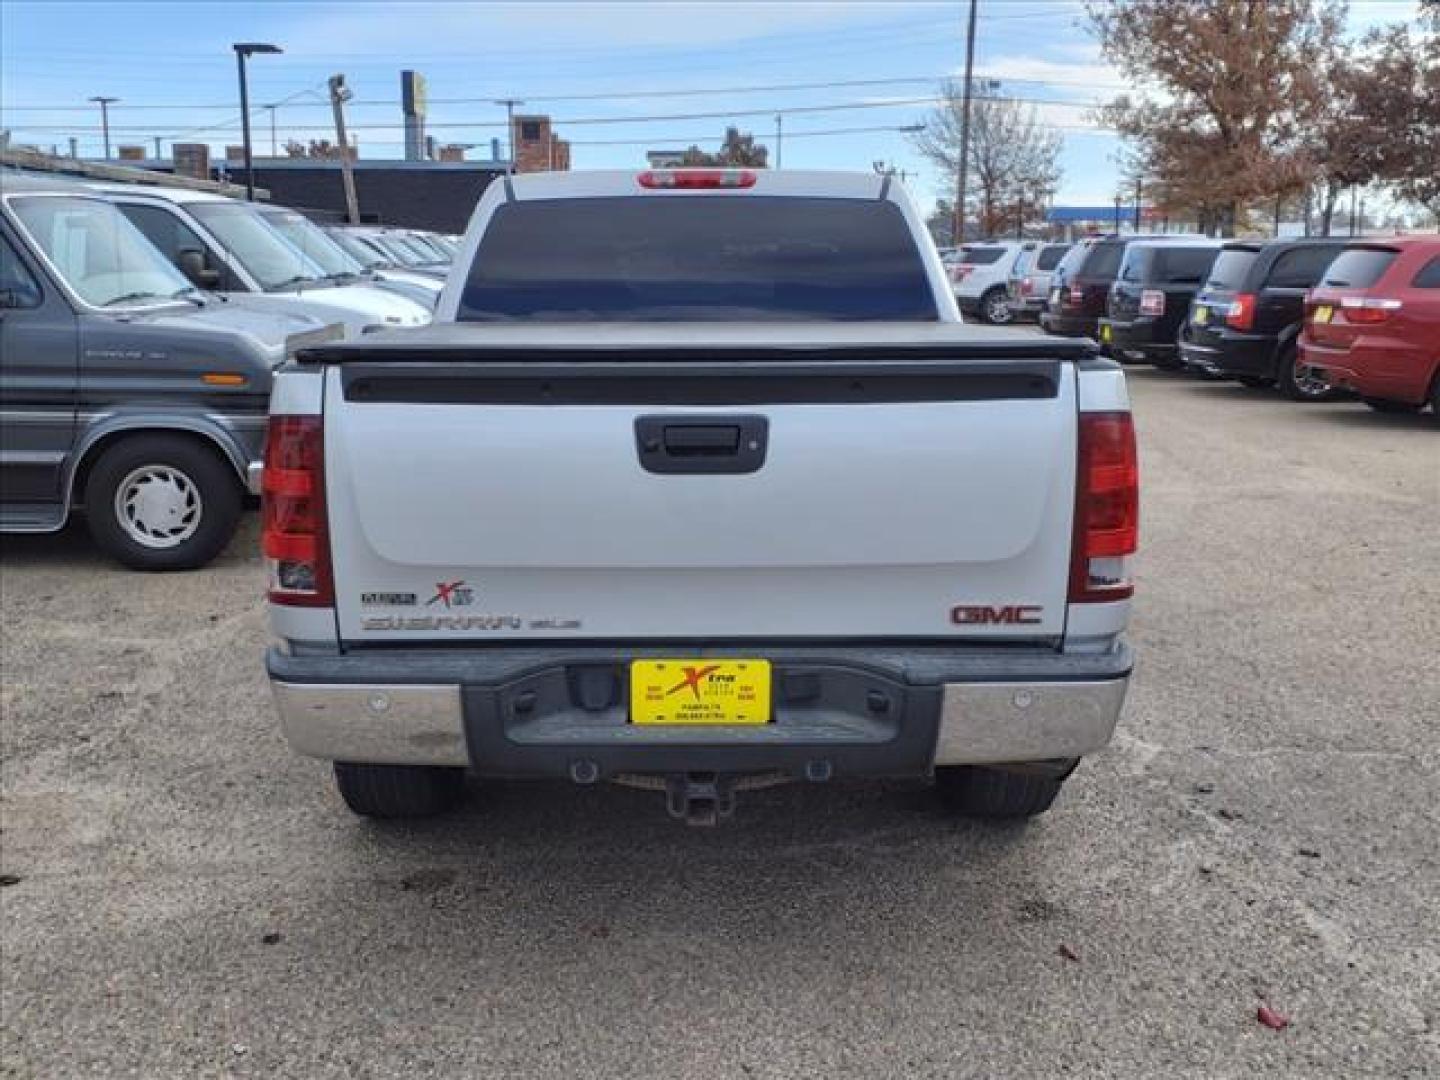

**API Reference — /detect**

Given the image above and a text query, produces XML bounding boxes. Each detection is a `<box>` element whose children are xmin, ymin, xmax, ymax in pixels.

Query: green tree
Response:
<box><xmin>679</xmin><ymin>127</ymin><xmax>769</xmax><ymax>168</ymax></box>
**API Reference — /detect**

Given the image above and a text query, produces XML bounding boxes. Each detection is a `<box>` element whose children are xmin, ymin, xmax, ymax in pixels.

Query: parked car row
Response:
<box><xmin>1035</xmin><ymin>230</ymin><xmax>1439</xmax><ymax>421</ymax></box>
<box><xmin>0</xmin><ymin>168</ymin><xmax>460</xmax><ymax>569</ymax></box>
<box><xmin>942</xmin><ymin>240</ymin><xmax>1072</xmax><ymax>325</ymax></box>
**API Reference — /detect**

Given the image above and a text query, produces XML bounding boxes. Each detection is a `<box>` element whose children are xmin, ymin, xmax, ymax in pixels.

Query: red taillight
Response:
<box><xmin>1020</xmin><ymin>276</ymin><xmax>1034</xmax><ymax>297</ymax></box>
<box><xmin>1064</xmin><ymin>286</ymin><xmax>1084</xmax><ymax>310</ymax></box>
<box><xmin>262</xmin><ymin>415</ymin><xmax>333</xmax><ymax>607</ymax></box>
<box><xmin>1225</xmin><ymin>292</ymin><xmax>1257</xmax><ymax>331</ymax></box>
<box><xmin>637</xmin><ymin>169</ymin><xmax>756</xmax><ymax>190</ymax></box>
<box><xmin>1139</xmin><ymin>289</ymin><xmax>1166</xmax><ymax>317</ymax></box>
<box><xmin>1339</xmin><ymin>296</ymin><xmax>1402</xmax><ymax>324</ymax></box>
<box><xmin>1070</xmin><ymin>412</ymin><xmax>1138</xmax><ymax>604</ymax></box>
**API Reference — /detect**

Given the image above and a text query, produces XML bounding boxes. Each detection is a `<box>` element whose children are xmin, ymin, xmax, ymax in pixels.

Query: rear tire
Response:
<box><xmin>979</xmin><ymin>287</ymin><xmax>1014</xmax><ymax>325</ymax></box>
<box><xmin>334</xmin><ymin>762</ymin><xmax>466</xmax><ymax>818</ymax></box>
<box><xmin>83</xmin><ymin>434</ymin><xmax>242</xmax><ymax>571</ymax></box>
<box><xmin>1363</xmin><ymin>397</ymin><xmax>1422</xmax><ymax>414</ymax></box>
<box><xmin>1277</xmin><ymin>342</ymin><xmax>1340</xmax><ymax>402</ymax></box>
<box><xmin>934</xmin><ymin>762</ymin><xmax>1074</xmax><ymax>818</ymax></box>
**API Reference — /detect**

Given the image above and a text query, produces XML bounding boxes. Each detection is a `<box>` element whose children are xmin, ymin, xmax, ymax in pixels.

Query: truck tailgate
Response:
<box><xmin>317</xmin><ymin>341</ymin><xmax>1082</xmax><ymax>643</ymax></box>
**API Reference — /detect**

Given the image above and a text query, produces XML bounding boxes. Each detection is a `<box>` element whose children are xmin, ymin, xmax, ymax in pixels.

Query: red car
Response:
<box><xmin>1299</xmin><ymin>236</ymin><xmax>1440</xmax><ymax>420</ymax></box>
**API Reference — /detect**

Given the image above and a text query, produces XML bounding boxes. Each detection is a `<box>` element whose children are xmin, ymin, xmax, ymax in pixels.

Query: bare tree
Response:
<box><xmin>679</xmin><ymin>127</ymin><xmax>769</xmax><ymax>168</ymax></box>
<box><xmin>911</xmin><ymin>81</ymin><xmax>1062</xmax><ymax>238</ymax></box>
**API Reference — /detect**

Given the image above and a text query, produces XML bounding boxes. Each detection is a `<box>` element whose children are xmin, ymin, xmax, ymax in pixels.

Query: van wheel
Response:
<box><xmin>83</xmin><ymin>434</ymin><xmax>242</xmax><ymax>571</ymax></box>
<box><xmin>334</xmin><ymin>762</ymin><xmax>466</xmax><ymax>818</ymax></box>
<box><xmin>1363</xmin><ymin>398</ymin><xmax>1422</xmax><ymax>414</ymax></box>
<box><xmin>934</xmin><ymin>762</ymin><xmax>1075</xmax><ymax>818</ymax></box>
<box><xmin>1277</xmin><ymin>343</ymin><xmax>1339</xmax><ymax>402</ymax></box>
<box><xmin>980</xmin><ymin>288</ymin><xmax>1014</xmax><ymax>325</ymax></box>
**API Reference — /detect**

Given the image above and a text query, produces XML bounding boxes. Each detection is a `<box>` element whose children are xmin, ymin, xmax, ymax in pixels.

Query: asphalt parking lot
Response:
<box><xmin>2</xmin><ymin>352</ymin><xmax>1437</xmax><ymax>1078</ymax></box>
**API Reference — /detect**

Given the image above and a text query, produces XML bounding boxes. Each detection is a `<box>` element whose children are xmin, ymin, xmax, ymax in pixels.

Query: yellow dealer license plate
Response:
<box><xmin>1314</xmin><ymin>304</ymin><xmax>1333</xmax><ymax>324</ymax></box>
<box><xmin>1100</xmin><ymin>323</ymin><xmax>1113</xmax><ymax>343</ymax></box>
<box><xmin>1193</xmin><ymin>305</ymin><xmax>1209</xmax><ymax>325</ymax></box>
<box><xmin>630</xmin><ymin>659</ymin><xmax>771</xmax><ymax>725</ymax></box>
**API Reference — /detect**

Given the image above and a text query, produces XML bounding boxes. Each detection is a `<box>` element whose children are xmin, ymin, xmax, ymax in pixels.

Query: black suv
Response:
<box><xmin>1099</xmin><ymin>238</ymin><xmax>1223</xmax><ymax>368</ymax></box>
<box><xmin>1178</xmin><ymin>238</ymin><xmax>1349</xmax><ymax>400</ymax></box>
<box><xmin>1040</xmin><ymin>236</ymin><xmax>1126</xmax><ymax>340</ymax></box>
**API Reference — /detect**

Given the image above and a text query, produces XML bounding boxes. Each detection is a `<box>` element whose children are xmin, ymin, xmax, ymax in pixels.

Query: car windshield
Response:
<box><xmin>394</xmin><ymin>235</ymin><xmax>443</xmax><ymax>264</ymax></box>
<box><xmin>366</xmin><ymin>234</ymin><xmax>426</xmax><ymax>266</ymax></box>
<box><xmin>260</xmin><ymin>210</ymin><xmax>365</xmax><ymax>279</ymax></box>
<box><xmin>1205</xmin><ymin>249</ymin><xmax>1259</xmax><ymax>291</ymax></box>
<box><xmin>185</xmin><ymin>202</ymin><xmax>325</xmax><ymax>291</ymax></box>
<box><xmin>405</xmin><ymin>234</ymin><xmax>450</xmax><ymax>262</ymax></box>
<box><xmin>9</xmin><ymin>194</ymin><xmax>192</xmax><ymax>308</ymax></box>
<box><xmin>459</xmin><ymin>195</ymin><xmax>938</xmax><ymax>322</ymax></box>
<box><xmin>326</xmin><ymin>229</ymin><xmax>387</xmax><ymax>270</ymax></box>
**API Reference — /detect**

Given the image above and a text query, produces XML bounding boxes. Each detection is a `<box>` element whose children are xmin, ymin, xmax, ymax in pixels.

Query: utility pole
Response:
<box><xmin>88</xmin><ymin>96</ymin><xmax>118</xmax><ymax>160</ymax></box>
<box><xmin>494</xmin><ymin>98</ymin><xmax>524</xmax><ymax>174</ymax></box>
<box><xmin>954</xmin><ymin>0</ymin><xmax>979</xmax><ymax>246</ymax></box>
<box><xmin>775</xmin><ymin>114</ymin><xmax>783</xmax><ymax>169</ymax></box>
<box><xmin>153</xmin><ymin>136</ymin><xmax>162</xmax><ymax>159</ymax></box>
<box><xmin>329</xmin><ymin>74</ymin><xmax>360</xmax><ymax>224</ymax></box>
<box><xmin>1349</xmin><ymin>186</ymin><xmax>1358</xmax><ymax>236</ymax></box>
<box><xmin>265</xmin><ymin>104</ymin><xmax>278</xmax><ymax>156</ymax></box>
<box><xmin>1134</xmin><ymin>177</ymin><xmax>1143</xmax><ymax>233</ymax></box>
<box><xmin>1113</xmin><ymin>194</ymin><xmax>1123</xmax><ymax>234</ymax></box>
<box><xmin>68</xmin><ymin>136</ymin><xmax>78</xmax><ymax>158</ymax></box>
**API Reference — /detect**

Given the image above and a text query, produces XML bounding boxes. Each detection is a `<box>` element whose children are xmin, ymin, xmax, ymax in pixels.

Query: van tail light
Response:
<box><xmin>1225</xmin><ymin>292</ymin><xmax>1257</xmax><ymax>330</ymax></box>
<box><xmin>262</xmin><ymin>415</ymin><xmax>333</xmax><ymax>607</ymax></box>
<box><xmin>1140</xmin><ymin>289</ymin><xmax>1166</xmax><ymax>317</ymax></box>
<box><xmin>637</xmin><ymin>169</ymin><xmax>756</xmax><ymax>190</ymax></box>
<box><xmin>1339</xmin><ymin>297</ymin><xmax>1402</xmax><ymax>324</ymax></box>
<box><xmin>1070</xmin><ymin>412</ymin><xmax>1138</xmax><ymax>604</ymax></box>
<box><xmin>1020</xmin><ymin>276</ymin><xmax>1034</xmax><ymax>297</ymax></box>
<box><xmin>1064</xmin><ymin>286</ymin><xmax>1085</xmax><ymax>310</ymax></box>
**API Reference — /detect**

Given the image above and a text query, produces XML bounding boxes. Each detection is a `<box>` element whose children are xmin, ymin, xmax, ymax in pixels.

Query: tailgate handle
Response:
<box><xmin>635</xmin><ymin>415</ymin><xmax>768</xmax><ymax>475</ymax></box>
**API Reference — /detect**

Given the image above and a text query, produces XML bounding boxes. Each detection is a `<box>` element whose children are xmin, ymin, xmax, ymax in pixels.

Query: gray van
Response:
<box><xmin>1</xmin><ymin>173</ymin><xmax>336</xmax><ymax>569</ymax></box>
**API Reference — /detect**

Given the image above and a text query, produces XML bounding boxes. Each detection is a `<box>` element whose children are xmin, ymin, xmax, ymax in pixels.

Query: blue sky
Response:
<box><xmin>0</xmin><ymin>0</ymin><xmax>1422</xmax><ymax>213</ymax></box>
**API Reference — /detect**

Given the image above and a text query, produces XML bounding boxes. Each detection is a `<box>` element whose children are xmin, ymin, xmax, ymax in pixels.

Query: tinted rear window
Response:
<box><xmin>1414</xmin><ymin>255</ymin><xmax>1440</xmax><ymax>289</ymax></box>
<box><xmin>1153</xmin><ymin>247</ymin><xmax>1217</xmax><ymax>284</ymax></box>
<box><xmin>1265</xmin><ymin>245</ymin><xmax>1345</xmax><ymax>289</ymax></box>
<box><xmin>960</xmin><ymin>246</ymin><xmax>1007</xmax><ymax>266</ymax></box>
<box><xmin>458</xmin><ymin>196</ymin><xmax>938</xmax><ymax>322</ymax></box>
<box><xmin>1322</xmin><ymin>248</ymin><xmax>1399</xmax><ymax>288</ymax></box>
<box><xmin>1078</xmin><ymin>242</ymin><xmax>1124</xmax><ymax>279</ymax></box>
<box><xmin>1036</xmin><ymin>244</ymin><xmax>1069</xmax><ymax>272</ymax></box>
<box><xmin>1205</xmin><ymin>249</ymin><xmax>1259</xmax><ymax>291</ymax></box>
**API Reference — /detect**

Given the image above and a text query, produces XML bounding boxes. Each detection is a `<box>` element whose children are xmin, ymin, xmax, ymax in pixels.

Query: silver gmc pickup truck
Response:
<box><xmin>264</xmin><ymin>169</ymin><xmax>1137</xmax><ymax>825</ymax></box>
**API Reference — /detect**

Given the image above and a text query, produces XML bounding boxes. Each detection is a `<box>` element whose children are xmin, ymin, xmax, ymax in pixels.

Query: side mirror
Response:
<box><xmin>178</xmin><ymin>249</ymin><xmax>221</xmax><ymax>289</ymax></box>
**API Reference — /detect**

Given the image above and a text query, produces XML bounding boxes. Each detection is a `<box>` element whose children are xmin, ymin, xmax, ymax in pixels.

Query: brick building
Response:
<box><xmin>511</xmin><ymin>115</ymin><xmax>571</xmax><ymax>173</ymax></box>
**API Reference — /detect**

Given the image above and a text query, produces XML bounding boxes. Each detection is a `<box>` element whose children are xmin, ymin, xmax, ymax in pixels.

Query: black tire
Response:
<box><xmin>333</xmin><ymin>762</ymin><xmax>466</xmax><ymax>818</ymax></box>
<box><xmin>1236</xmin><ymin>376</ymin><xmax>1273</xmax><ymax>389</ymax></box>
<box><xmin>1276</xmin><ymin>342</ymin><xmax>1340</xmax><ymax>402</ymax></box>
<box><xmin>934</xmin><ymin>762</ymin><xmax>1074</xmax><ymax>818</ymax></box>
<box><xmin>83</xmin><ymin>434</ymin><xmax>243</xmax><ymax>571</ymax></box>
<box><xmin>1363</xmin><ymin>397</ymin><xmax>1423</xmax><ymax>414</ymax></box>
<box><xmin>979</xmin><ymin>287</ymin><xmax>1014</xmax><ymax>325</ymax></box>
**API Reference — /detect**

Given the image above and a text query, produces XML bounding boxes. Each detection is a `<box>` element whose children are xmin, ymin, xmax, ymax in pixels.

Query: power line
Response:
<box><xmin>3</xmin><ymin>92</ymin><xmax>1109</xmax><ymax>140</ymax></box>
<box><xmin>0</xmin><ymin>72</ymin><xmax>1128</xmax><ymax>114</ymax></box>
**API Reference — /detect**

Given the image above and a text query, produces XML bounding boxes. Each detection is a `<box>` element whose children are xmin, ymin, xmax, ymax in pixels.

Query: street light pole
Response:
<box><xmin>954</xmin><ymin>0</ymin><xmax>978</xmax><ymax>246</ymax></box>
<box><xmin>265</xmin><ymin>104</ymin><xmax>278</xmax><ymax>156</ymax></box>
<box><xmin>232</xmin><ymin>42</ymin><xmax>282</xmax><ymax>202</ymax></box>
<box><xmin>494</xmin><ymin>98</ymin><xmax>524</xmax><ymax>175</ymax></box>
<box><xmin>88</xmin><ymin>96</ymin><xmax>118</xmax><ymax>160</ymax></box>
<box><xmin>775</xmin><ymin>114</ymin><xmax>782</xmax><ymax>169</ymax></box>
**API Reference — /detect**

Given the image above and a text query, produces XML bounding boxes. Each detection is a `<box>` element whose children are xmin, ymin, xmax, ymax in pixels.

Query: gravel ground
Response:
<box><xmin>2</xmin><ymin>364</ymin><xmax>1438</xmax><ymax>1078</ymax></box>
